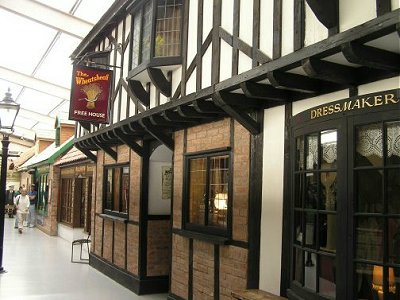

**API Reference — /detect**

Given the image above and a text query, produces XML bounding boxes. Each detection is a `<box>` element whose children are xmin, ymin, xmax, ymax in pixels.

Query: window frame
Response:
<box><xmin>128</xmin><ymin>0</ymin><xmax>184</xmax><ymax>72</ymax></box>
<box><xmin>286</xmin><ymin>100</ymin><xmax>400</xmax><ymax>300</ymax></box>
<box><xmin>103</xmin><ymin>163</ymin><xmax>130</xmax><ymax>218</ymax></box>
<box><xmin>183</xmin><ymin>148</ymin><xmax>232</xmax><ymax>237</ymax></box>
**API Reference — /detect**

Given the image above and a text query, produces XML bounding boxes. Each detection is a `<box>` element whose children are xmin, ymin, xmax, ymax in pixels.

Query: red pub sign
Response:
<box><xmin>69</xmin><ymin>65</ymin><xmax>113</xmax><ymax>124</ymax></box>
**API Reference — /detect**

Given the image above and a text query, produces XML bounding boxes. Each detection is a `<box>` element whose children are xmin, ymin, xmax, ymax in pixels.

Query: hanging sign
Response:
<box><xmin>69</xmin><ymin>65</ymin><xmax>113</xmax><ymax>124</ymax></box>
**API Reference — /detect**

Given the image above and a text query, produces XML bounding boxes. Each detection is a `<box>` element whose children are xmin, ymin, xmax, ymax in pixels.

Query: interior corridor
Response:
<box><xmin>0</xmin><ymin>217</ymin><xmax>167</xmax><ymax>300</ymax></box>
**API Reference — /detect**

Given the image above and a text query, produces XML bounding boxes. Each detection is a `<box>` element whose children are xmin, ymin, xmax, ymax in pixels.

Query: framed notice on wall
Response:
<box><xmin>69</xmin><ymin>65</ymin><xmax>113</xmax><ymax>124</ymax></box>
<box><xmin>161</xmin><ymin>166</ymin><xmax>172</xmax><ymax>200</ymax></box>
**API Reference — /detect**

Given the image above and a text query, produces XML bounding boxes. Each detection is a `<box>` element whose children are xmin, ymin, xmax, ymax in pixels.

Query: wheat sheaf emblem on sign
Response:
<box><xmin>81</xmin><ymin>83</ymin><xmax>103</xmax><ymax>109</ymax></box>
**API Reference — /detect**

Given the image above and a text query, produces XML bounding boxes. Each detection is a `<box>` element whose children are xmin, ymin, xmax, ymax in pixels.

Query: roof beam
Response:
<box><xmin>342</xmin><ymin>42</ymin><xmax>400</xmax><ymax>71</ymax></box>
<box><xmin>0</xmin><ymin>0</ymin><xmax>93</xmax><ymax>39</ymax></box>
<box><xmin>0</xmin><ymin>66</ymin><xmax>70</xmax><ymax>100</ymax></box>
<box><xmin>18</xmin><ymin>108</ymin><xmax>55</xmax><ymax>125</ymax></box>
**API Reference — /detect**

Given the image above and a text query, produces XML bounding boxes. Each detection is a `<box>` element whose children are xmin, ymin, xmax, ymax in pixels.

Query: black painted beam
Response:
<box><xmin>147</xmin><ymin>68</ymin><xmax>171</xmax><ymax>97</ymax></box>
<box><xmin>128</xmin><ymin>80</ymin><xmax>150</xmax><ymax>107</ymax></box>
<box><xmin>305</xmin><ymin>0</ymin><xmax>338</xmax><ymax>29</ymax></box>
<box><xmin>302</xmin><ymin>57</ymin><xmax>357</xmax><ymax>85</ymax></box>
<box><xmin>79</xmin><ymin>122</ymin><xmax>91</xmax><ymax>131</ymax></box>
<box><xmin>212</xmin><ymin>92</ymin><xmax>260</xmax><ymax>135</ymax></box>
<box><xmin>342</xmin><ymin>42</ymin><xmax>400</xmax><ymax>72</ymax></box>
<box><xmin>216</xmin><ymin>92</ymin><xmax>266</xmax><ymax>109</ymax></box>
<box><xmin>149</xmin><ymin>115</ymin><xmax>186</xmax><ymax>127</ymax></box>
<box><xmin>177</xmin><ymin>106</ymin><xmax>216</xmax><ymax>119</ymax></box>
<box><xmin>76</xmin><ymin>144</ymin><xmax>97</xmax><ymax>162</ymax></box>
<box><xmin>94</xmin><ymin>136</ymin><xmax>117</xmax><ymax>160</ymax></box>
<box><xmin>139</xmin><ymin>118</ymin><xmax>174</xmax><ymax>151</ymax></box>
<box><xmin>162</xmin><ymin>110</ymin><xmax>198</xmax><ymax>124</ymax></box>
<box><xmin>193</xmin><ymin>100</ymin><xmax>224</xmax><ymax>114</ymax></box>
<box><xmin>267</xmin><ymin>70</ymin><xmax>342</xmax><ymax>94</ymax></box>
<box><xmin>113</xmin><ymin>128</ymin><xmax>143</xmax><ymax>157</ymax></box>
<box><xmin>240</xmin><ymin>81</ymin><xmax>288</xmax><ymax>101</ymax></box>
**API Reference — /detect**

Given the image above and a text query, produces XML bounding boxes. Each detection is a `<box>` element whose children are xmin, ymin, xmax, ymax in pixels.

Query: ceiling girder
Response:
<box><xmin>0</xmin><ymin>0</ymin><xmax>93</xmax><ymax>39</ymax></box>
<box><xmin>0</xmin><ymin>66</ymin><xmax>70</xmax><ymax>100</ymax></box>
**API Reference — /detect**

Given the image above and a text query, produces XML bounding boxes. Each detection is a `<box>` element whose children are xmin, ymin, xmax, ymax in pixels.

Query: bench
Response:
<box><xmin>232</xmin><ymin>289</ymin><xmax>287</xmax><ymax>300</ymax></box>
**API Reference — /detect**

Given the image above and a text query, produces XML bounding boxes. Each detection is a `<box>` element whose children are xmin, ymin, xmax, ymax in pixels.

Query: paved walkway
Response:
<box><xmin>0</xmin><ymin>217</ymin><xmax>167</xmax><ymax>300</ymax></box>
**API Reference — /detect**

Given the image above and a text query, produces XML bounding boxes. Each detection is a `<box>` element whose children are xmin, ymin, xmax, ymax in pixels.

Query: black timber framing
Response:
<box><xmin>247</xmin><ymin>110</ymin><xmax>264</xmax><ymax>289</ymax></box>
<box><xmin>273</xmin><ymin>0</ymin><xmax>282</xmax><ymax>59</ymax></box>
<box><xmin>94</xmin><ymin>136</ymin><xmax>117</xmax><ymax>161</ymax></box>
<box><xmin>305</xmin><ymin>0</ymin><xmax>339</xmax><ymax>30</ymax></box>
<box><xmin>75</xmin><ymin>10</ymin><xmax>399</xmax><ymax>151</ymax></box>
<box><xmin>128</xmin><ymin>80</ymin><xmax>150</xmax><ymax>107</ymax></box>
<box><xmin>139</xmin><ymin>118</ymin><xmax>174</xmax><ymax>151</ymax></box>
<box><xmin>113</xmin><ymin>128</ymin><xmax>144</xmax><ymax>157</ymax></box>
<box><xmin>147</xmin><ymin>68</ymin><xmax>171</xmax><ymax>97</ymax></box>
<box><xmin>293</xmin><ymin>0</ymin><xmax>305</xmax><ymax>51</ymax></box>
<box><xmin>196</xmin><ymin>0</ymin><xmax>204</xmax><ymax>91</ymax></box>
<box><xmin>342</xmin><ymin>42</ymin><xmax>400</xmax><ymax>72</ymax></box>
<box><xmin>376</xmin><ymin>0</ymin><xmax>391</xmax><ymax>16</ymax></box>
<box><xmin>76</xmin><ymin>144</ymin><xmax>97</xmax><ymax>162</ymax></box>
<box><xmin>211</xmin><ymin>0</ymin><xmax>222</xmax><ymax>85</ymax></box>
<box><xmin>212</xmin><ymin>92</ymin><xmax>260</xmax><ymax>135</ymax></box>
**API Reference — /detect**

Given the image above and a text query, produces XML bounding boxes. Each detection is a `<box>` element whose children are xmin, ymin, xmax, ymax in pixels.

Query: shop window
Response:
<box><xmin>37</xmin><ymin>173</ymin><xmax>49</xmax><ymax>216</ymax></box>
<box><xmin>104</xmin><ymin>165</ymin><xmax>129</xmax><ymax>216</ymax></box>
<box><xmin>290</xmin><ymin>114</ymin><xmax>400</xmax><ymax>299</ymax></box>
<box><xmin>130</xmin><ymin>0</ymin><xmax>183</xmax><ymax>68</ymax></box>
<box><xmin>60</xmin><ymin>178</ymin><xmax>73</xmax><ymax>224</ymax></box>
<box><xmin>185</xmin><ymin>151</ymin><xmax>230</xmax><ymax>235</ymax></box>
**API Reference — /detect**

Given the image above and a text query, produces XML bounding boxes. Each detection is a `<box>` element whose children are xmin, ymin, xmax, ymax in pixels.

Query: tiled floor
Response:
<box><xmin>0</xmin><ymin>217</ymin><xmax>167</xmax><ymax>300</ymax></box>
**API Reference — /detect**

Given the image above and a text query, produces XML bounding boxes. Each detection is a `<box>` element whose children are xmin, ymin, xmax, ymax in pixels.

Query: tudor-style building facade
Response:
<box><xmin>72</xmin><ymin>0</ymin><xmax>399</xmax><ymax>299</ymax></box>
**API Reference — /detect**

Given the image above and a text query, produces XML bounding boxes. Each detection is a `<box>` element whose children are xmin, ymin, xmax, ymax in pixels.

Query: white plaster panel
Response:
<box><xmin>358</xmin><ymin>76</ymin><xmax>400</xmax><ymax>95</ymax></box>
<box><xmin>150</xmin><ymin>84</ymin><xmax>157</xmax><ymax>109</ymax></box>
<box><xmin>339</xmin><ymin>0</ymin><xmax>376</xmax><ymax>32</ymax></box>
<box><xmin>392</xmin><ymin>0</ymin><xmax>400</xmax><ymax>9</ymax></box>
<box><xmin>160</xmin><ymin>93</ymin><xmax>168</xmax><ymax>105</ymax></box>
<box><xmin>304</xmin><ymin>2</ymin><xmax>328</xmax><ymax>47</ymax></box>
<box><xmin>171</xmin><ymin>67</ymin><xmax>182</xmax><ymax>97</ymax></box>
<box><xmin>239</xmin><ymin>0</ymin><xmax>253</xmax><ymax>45</ymax></box>
<box><xmin>238</xmin><ymin>51</ymin><xmax>252</xmax><ymax>74</ymax></box>
<box><xmin>122</xmin><ymin>16</ymin><xmax>131</xmax><ymax>79</ymax></box>
<box><xmin>281</xmin><ymin>0</ymin><xmax>294</xmax><ymax>56</ymax></box>
<box><xmin>120</xmin><ymin>88</ymin><xmax>127</xmax><ymax>121</ymax></box>
<box><xmin>148</xmin><ymin>145</ymin><xmax>173</xmax><ymax>215</ymax></box>
<box><xmin>187</xmin><ymin>0</ymin><xmax>198</xmax><ymax>67</ymax></box>
<box><xmin>112</xmin><ymin>93</ymin><xmax>119</xmax><ymax>124</ymax></box>
<box><xmin>260</xmin><ymin>105</ymin><xmax>285</xmax><ymax>295</ymax></box>
<box><xmin>259</xmin><ymin>0</ymin><xmax>274</xmax><ymax>59</ymax></box>
<box><xmin>186</xmin><ymin>68</ymin><xmax>196</xmax><ymax>95</ymax></box>
<box><xmin>221</xmin><ymin>0</ymin><xmax>234</xmax><ymax>34</ymax></box>
<box><xmin>292</xmin><ymin>89</ymin><xmax>349</xmax><ymax>116</ymax></box>
<box><xmin>220</xmin><ymin>40</ymin><xmax>233</xmax><ymax>81</ymax></box>
<box><xmin>202</xmin><ymin>47</ymin><xmax>212</xmax><ymax>89</ymax></box>
<box><xmin>203</xmin><ymin>0</ymin><xmax>214</xmax><ymax>42</ymax></box>
<box><xmin>128</xmin><ymin>99</ymin><xmax>136</xmax><ymax>117</ymax></box>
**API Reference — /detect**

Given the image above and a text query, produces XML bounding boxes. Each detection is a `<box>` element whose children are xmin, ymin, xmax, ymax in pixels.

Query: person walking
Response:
<box><xmin>27</xmin><ymin>184</ymin><xmax>37</xmax><ymax>228</ymax></box>
<box><xmin>15</xmin><ymin>188</ymin><xmax>30</xmax><ymax>234</ymax></box>
<box><xmin>13</xmin><ymin>186</ymin><xmax>23</xmax><ymax>229</ymax></box>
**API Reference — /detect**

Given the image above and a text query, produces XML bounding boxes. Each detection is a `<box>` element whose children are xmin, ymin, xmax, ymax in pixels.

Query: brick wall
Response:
<box><xmin>193</xmin><ymin>240</ymin><xmax>215</xmax><ymax>300</ymax></box>
<box><xmin>173</xmin><ymin>130</ymin><xmax>184</xmax><ymax>229</ymax></box>
<box><xmin>171</xmin><ymin>118</ymin><xmax>251</xmax><ymax>299</ymax></box>
<box><xmin>130</xmin><ymin>149</ymin><xmax>141</xmax><ymax>222</ymax></box>
<box><xmin>127</xmin><ymin>224</ymin><xmax>139</xmax><ymax>274</ymax></box>
<box><xmin>220</xmin><ymin>246</ymin><xmax>248</xmax><ymax>300</ymax></box>
<box><xmin>94</xmin><ymin>216</ymin><xmax>103</xmax><ymax>256</ymax></box>
<box><xmin>114</xmin><ymin>222</ymin><xmax>126</xmax><ymax>269</ymax></box>
<box><xmin>103</xmin><ymin>219</ymin><xmax>113</xmax><ymax>261</ymax></box>
<box><xmin>147</xmin><ymin>220</ymin><xmax>171</xmax><ymax>276</ymax></box>
<box><xmin>171</xmin><ymin>234</ymin><xmax>189</xmax><ymax>299</ymax></box>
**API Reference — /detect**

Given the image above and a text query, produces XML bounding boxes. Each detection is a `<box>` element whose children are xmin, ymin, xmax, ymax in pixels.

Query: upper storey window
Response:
<box><xmin>131</xmin><ymin>0</ymin><xmax>183</xmax><ymax>69</ymax></box>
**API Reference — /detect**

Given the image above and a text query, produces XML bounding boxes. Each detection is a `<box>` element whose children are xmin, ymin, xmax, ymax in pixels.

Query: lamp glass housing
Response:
<box><xmin>0</xmin><ymin>90</ymin><xmax>20</xmax><ymax>130</ymax></box>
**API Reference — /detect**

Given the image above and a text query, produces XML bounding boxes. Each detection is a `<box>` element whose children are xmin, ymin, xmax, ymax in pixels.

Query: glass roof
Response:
<box><xmin>0</xmin><ymin>0</ymin><xmax>115</xmax><ymax>141</ymax></box>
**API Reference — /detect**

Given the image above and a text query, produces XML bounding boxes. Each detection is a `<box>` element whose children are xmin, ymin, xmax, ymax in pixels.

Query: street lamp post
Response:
<box><xmin>0</xmin><ymin>89</ymin><xmax>20</xmax><ymax>274</ymax></box>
